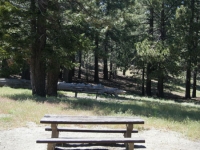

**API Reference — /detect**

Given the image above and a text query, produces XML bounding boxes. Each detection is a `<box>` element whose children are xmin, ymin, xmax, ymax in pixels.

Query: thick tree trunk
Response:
<box><xmin>94</xmin><ymin>34</ymin><xmax>99</xmax><ymax>83</ymax></box>
<box><xmin>30</xmin><ymin>50</ymin><xmax>46</xmax><ymax>97</ymax></box>
<box><xmin>46</xmin><ymin>59</ymin><xmax>60</xmax><ymax>97</ymax></box>
<box><xmin>30</xmin><ymin>0</ymin><xmax>47</xmax><ymax>97</ymax></box>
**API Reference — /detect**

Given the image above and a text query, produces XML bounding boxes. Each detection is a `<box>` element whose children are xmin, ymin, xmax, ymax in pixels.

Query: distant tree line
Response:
<box><xmin>0</xmin><ymin>0</ymin><xmax>199</xmax><ymax>98</ymax></box>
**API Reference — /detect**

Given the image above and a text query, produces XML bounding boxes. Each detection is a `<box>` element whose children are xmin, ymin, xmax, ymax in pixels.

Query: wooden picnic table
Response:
<box><xmin>74</xmin><ymin>86</ymin><xmax>103</xmax><ymax>98</ymax></box>
<box><xmin>37</xmin><ymin>115</ymin><xmax>145</xmax><ymax>150</ymax></box>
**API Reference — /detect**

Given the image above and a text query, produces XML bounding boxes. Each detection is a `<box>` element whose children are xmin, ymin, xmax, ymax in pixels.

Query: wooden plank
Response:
<box><xmin>37</xmin><ymin>138</ymin><xmax>145</xmax><ymax>150</ymax></box>
<box><xmin>45</xmin><ymin>127</ymin><xmax>138</xmax><ymax>133</ymax></box>
<box><xmin>36</xmin><ymin>137</ymin><xmax>145</xmax><ymax>144</ymax></box>
<box><xmin>40</xmin><ymin>115</ymin><xmax>144</xmax><ymax>124</ymax></box>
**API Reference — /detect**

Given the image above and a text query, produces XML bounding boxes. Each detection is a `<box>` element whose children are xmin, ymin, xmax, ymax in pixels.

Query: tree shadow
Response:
<box><xmin>55</xmin><ymin>143</ymin><xmax>146</xmax><ymax>150</ymax></box>
<box><xmin>1</xmin><ymin>91</ymin><xmax>66</xmax><ymax>103</ymax></box>
<box><xmin>1</xmin><ymin>88</ymin><xmax>200</xmax><ymax>122</ymax></box>
<box><xmin>61</xmin><ymin>97</ymin><xmax>200</xmax><ymax>122</ymax></box>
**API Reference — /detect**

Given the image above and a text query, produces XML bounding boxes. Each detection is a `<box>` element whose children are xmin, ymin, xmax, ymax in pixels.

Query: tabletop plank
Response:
<box><xmin>40</xmin><ymin>115</ymin><xmax>144</xmax><ymax>124</ymax></box>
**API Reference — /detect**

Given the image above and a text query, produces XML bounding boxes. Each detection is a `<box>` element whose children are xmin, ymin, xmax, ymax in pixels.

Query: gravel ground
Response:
<box><xmin>0</xmin><ymin>122</ymin><xmax>200</xmax><ymax>150</ymax></box>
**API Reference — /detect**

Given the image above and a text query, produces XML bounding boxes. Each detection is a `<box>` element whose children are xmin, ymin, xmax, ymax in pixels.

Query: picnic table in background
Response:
<box><xmin>57</xmin><ymin>82</ymin><xmax>126</xmax><ymax>98</ymax></box>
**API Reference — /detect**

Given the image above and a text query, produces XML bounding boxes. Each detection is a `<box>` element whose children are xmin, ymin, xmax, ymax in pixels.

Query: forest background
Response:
<box><xmin>0</xmin><ymin>0</ymin><xmax>200</xmax><ymax>99</ymax></box>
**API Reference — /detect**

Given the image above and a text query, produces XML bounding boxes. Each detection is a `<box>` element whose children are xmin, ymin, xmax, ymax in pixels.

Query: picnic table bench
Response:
<box><xmin>36</xmin><ymin>115</ymin><xmax>145</xmax><ymax>150</ymax></box>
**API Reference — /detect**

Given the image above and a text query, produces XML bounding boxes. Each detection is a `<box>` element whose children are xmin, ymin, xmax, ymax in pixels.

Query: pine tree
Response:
<box><xmin>173</xmin><ymin>0</ymin><xmax>200</xmax><ymax>98</ymax></box>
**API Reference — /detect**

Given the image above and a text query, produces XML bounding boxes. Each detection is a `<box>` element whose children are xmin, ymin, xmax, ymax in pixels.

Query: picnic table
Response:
<box><xmin>57</xmin><ymin>82</ymin><xmax>126</xmax><ymax>98</ymax></box>
<box><xmin>36</xmin><ymin>115</ymin><xmax>145</xmax><ymax>150</ymax></box>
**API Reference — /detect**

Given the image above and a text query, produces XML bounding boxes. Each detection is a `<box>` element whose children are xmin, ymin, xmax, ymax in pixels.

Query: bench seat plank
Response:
<box><xmin>45</xmin><ymin>127</ymin><xmax>138</xmax><ymax>133</ymax></box>
<box><xmin>41</xmin><ymin>115</ymin><xmax>145</xmax><ymax>124</ymax></box>
<box><xmin>36</xmin><ymin>137</ymin><xmax>145</xmax><ymax>144</ymax></box>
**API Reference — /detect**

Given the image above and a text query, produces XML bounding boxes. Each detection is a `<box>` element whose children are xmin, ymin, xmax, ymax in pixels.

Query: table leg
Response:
<box><xmin>75</xmin><ymin>92</ymin><xmax>77</xmax><ymax>97</ymax></box>
<box><xmin>47</xmin><ymin>124</ymin><xmax>59</xmax><ymax>150</ymax></box>
<box><xmin>128</xmin><ymin>143</ymin><xmax>134</xmax><ymax>150</ymax></box>
<box><xmin>124</xmin><ymin>124</ymin><xmax>133</xmax><ymax>150</ymax></box>
<box><xmin>96</xmin><ymin>92</ymin><xmax>98</xmax><ymax>99</ymax></box>
<box><xmin>125</xmin><ymin>123</ymin><xmax>133</xmax><ymax>137</ymax></box>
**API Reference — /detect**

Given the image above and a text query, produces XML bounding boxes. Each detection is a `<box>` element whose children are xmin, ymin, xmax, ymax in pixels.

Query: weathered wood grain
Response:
<box><xmin>40</xmin><ymin>115</ymin><xmax>145</xmax><ymax>124</ymax></box>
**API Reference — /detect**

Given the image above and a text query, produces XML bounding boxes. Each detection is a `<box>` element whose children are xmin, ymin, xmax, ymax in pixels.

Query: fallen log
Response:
<box><xmin>0</xmin><ymin>78</ymin><xmax>31</xmax><ymax>89</ymax></box>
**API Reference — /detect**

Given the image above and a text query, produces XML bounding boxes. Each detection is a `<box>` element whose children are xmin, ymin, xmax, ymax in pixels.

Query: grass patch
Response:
<box><xmin>0</xmin><ymin>87</ymin><xmax>200</xmax><ymax>140</ymax></box>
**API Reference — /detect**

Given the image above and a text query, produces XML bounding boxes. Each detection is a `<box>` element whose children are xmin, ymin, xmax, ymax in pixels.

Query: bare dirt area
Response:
<box><xmin>0</xmin><ymin>122</ymin><xmax>200</xmax><ymax>150</ymax></box>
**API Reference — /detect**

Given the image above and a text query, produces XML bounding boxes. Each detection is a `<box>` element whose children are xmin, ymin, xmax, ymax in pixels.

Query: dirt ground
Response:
<box><xmin>0</xmin><ymin>122</ymin><xmax>200</xmax><ymax>150</ymax></box>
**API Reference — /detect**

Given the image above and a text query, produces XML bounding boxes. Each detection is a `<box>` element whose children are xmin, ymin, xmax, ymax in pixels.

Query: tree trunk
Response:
<box><xmin>109</xmin><ymin>47</ymin><xmax>114</xmax><ymax>80</ymax></box>
<box><xmin>109</xmin><ymin>62</ymin><xmax>113</xmax><ymax>79</ymax></box>
<box><xmin>192</xmin><ymin>69</ymin><xmax>197</xmax><ymax>98</ymax></box>
<box><xmin>146</xmin><ymin>6</ymin><xmax>154</xmax><ymax>96</ymax></box>
<box><xmin>123</xmin><ymin>70</ymin><xmax>126</xmax><ymax>76</ymax></box>
<box><xmin>103</xmin><ymin>58</ymin><xmax>108</xmax><ymax>80</ymax></box>
<box><xmin>68</xmin><ymin>70</ymin><xmax>73</xmax><ymax>83</ymax></box>
<box><xmin>94</xmin><ymin>34</ymin><xmax>99</xmax><ymax>83</ymax></box>
<box><xmin>142</xmin><ymin>66</ymin><xmax>145</xmax><ymax>96</ymax></box>
<box><xmin>157</xmin><ymin>70</ymin><xmax>164</xmax><ymax>97</ymax></box>
<box><xmin>78</xmin><ymin>50</ymin><xmax>82</xmax><ymax>79</ymax></box>
<box><xmin>146</xmin><ymin>63</ymin><xmax>152</xmax><ymax>96</ymax></box>
<box><xmin>71</xmin><ymin>55</ymin><xmax>75</xmax><ymax>77</ymax></box>
<box><xmin>103</xmin><ymin>32</ymin><xmax>108</xmax><ymax>80</ymax></box>
<box><xmin>30</xmin><ymin>0</ymin><xmax>47</xmax><ymax>97</ymax></box>
<box><xmin>1</xmin><ymin>59</ymin><xmax>10</xmax><ymax>78</ymax></box>
<box><xmin>156</xmin><ymin>1</ymin><xmax>165</xmax><ymax>98</ymax></box>
<box><xmin>185</xmin><ymin>0</ymin><xmax>194</xmax><ymax>99</ymax></box>
<box><xmin>46</xmin><ymin>59</ymin><xmax>60</xmax><ymax>97</ymax></box>
<box><xmin>103</xmin><ymin>52</ymin><xmax>108</xmax><ymax>80</ymax></box>
<box><xmin>63</xmin><ymin>68</ymin><xmax>69</xmax><ymax>82</ymax></box>
<box><xmin>21</xmin><ymin>63</ymin><xmax>30</xmax><ymax>80</ymax></box>
<box><xmin>192</xmin><ymin>15</ymin><xmax>199</xmax><ymax>98</ymax></box>
<box><xmin>63</xmin><ymin>68</ymin><xmax>73</xmax><ymax>83</ymax></box>
<box><xmin>157</xmin><ymin>77</ymin><xmax>164</xmax><ymax>97</ymax></box>
<box><xmin>185</xmin><ymin>67</ymin><xmax>191</xmax><ymax>98</ymax></box>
